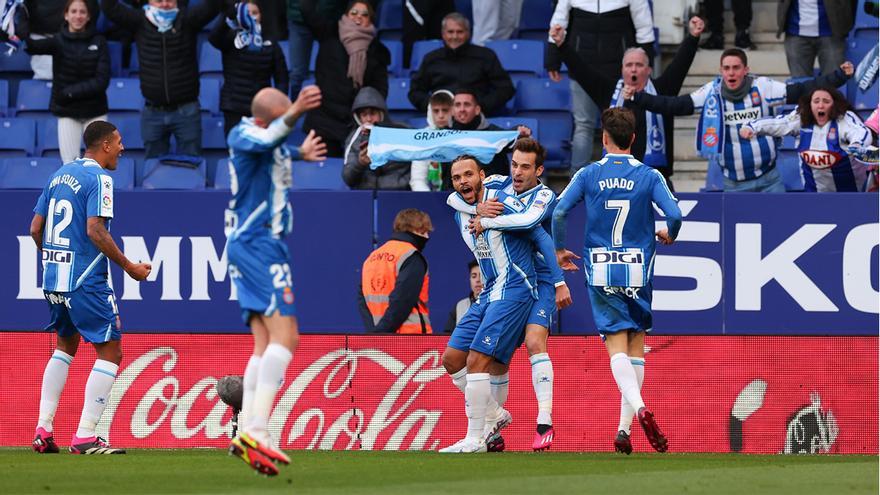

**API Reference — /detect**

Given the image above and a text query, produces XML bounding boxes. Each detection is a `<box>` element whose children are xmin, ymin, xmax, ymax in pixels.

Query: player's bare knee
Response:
<box><xmin>525</xmin><ymin>333</ymin><xmax>547</xmax><ymax>356</ymax></box>
<box><xmin>442</xmin><ymin>348</ymin><xmax>465</xmax><ymax>374</ymax></box>
<box><xmin>465</xmin><ymin>351</ymin><xmax>492</xmax><ymax>373</ymax></box>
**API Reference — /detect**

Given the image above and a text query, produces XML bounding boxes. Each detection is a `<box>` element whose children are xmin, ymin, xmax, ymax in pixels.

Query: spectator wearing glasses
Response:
<box><xmin>300</xmin><ymin>0</ymin><xmax>390</xmax><ymax>157</ymax></box>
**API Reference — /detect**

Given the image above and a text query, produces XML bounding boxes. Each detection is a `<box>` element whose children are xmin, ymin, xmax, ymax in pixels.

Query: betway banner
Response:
<box><xmin>1</xmin><ymin>334</ymin><xmax>876</xmax><ymax>454</ymax></box>
<box><xmin>0</xmin><ymin>191</ymin><xmax>877</xmax><ymax>334</ymax></box>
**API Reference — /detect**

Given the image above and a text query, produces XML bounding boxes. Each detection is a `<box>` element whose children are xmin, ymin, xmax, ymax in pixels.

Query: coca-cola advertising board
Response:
<box><xmin>1</xmin><ymin>333</ymin><xmax>876</xmax><ymax>454</ymax></box>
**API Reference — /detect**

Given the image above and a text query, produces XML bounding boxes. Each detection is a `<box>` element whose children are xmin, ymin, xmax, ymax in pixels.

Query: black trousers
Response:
<box><xmin>704</xmin><ymin>0</ymin><xmax>752</xmax><ymax>33</ymax></box>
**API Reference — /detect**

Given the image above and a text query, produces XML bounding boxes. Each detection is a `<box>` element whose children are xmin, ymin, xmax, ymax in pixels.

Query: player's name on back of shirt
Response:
<box><xmin>48</xmin><ymin>174</ymin><xmax>84</xmax><ymax>193</ymax></box>
<box><xmin>598</xmin><ymin>177</ymin><xmax>635</xmax><ymax>191</ymax></box>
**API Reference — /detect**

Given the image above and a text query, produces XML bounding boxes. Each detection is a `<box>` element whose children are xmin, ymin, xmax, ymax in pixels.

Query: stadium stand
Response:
<box><xmin>14</xmin><ymin>80</ymin><xmax>52</xmax><ymax>118</ymax></box>
<box><xmin>485</xmin><ymin>40</ymin><xmax>544</xmax><ymax>77</ymax></box>
<box><xmin>114</xmin><ymin>157</ymin><xmax>137</xmax><ymax>190</ymax></box>
<box><xmin>387</xmin><ymin>77</ymin><xmax>421</xmax><ymax>121</ymax></box>
<box><xmin>201</xmin><ymin>115</ymin><xmax>228</xmax><ymax>185</ymax></box>
<box><xmin>35</xmin><ymin>118</ymin><xmax>60</xmax><ymax>159</ymax></box>
<box><xmin>127</xmin><ymin>48</ymin><xmax>139</xmax><ymax>77</ymax></box>
<box><xmin>488</xmin><ymin>116</ymin><xmax>540</xmax><ymax>141</ymax></box>
<box><xmin>0</xmin><ymin>118</ymin><xmax>35</xmax><ymax>157</ymax></box>
<box><xmin>107</xmin><ymin>41</ymin><xmax>124</xmax><ymax>78</ymax></box>
<box><xmin>517</xmin><ymin>0</ymin><xmax>554</xmax><ymax>40</ymax></box>
<box><xmin>514</xmin><ymin>78</ymin><xmax>572</xmax><ymax>168</ymax></box>
<box><xmin>0</xmin><ymin>79</ymin><xmax>9</xmax><ymax>117</ymax></box>
<box><xmin>199</xmin><ymin>78</ymin><xmax>221</xmax><ymax>116</ymax></box>
<box><xmin>377</xmin><ymin>0</ymin><xmax>403</xmax><ymax>41</ymax></box>
<box><xmin>292</xmin><ymin>158</ymin><xmax>346</xmax><ymax>190</ymax></box>
<box><xmin>382</xmin><ymin>39</ymin><xmax>404</xmax><ymax>77</ymax></box>
<box><xmin>409</xmin><ymin>40</ymin><xmax>443</xmax><ymax>73</ymax></box>
<box><xmin>106</xmin><ymin>78</ymin><xmax>144</xmax><ymax>117</ymax></box>
<box><xmin>0</xmin><ymin>157</ymin><xmax>59</xmax><ymax>188</ymax></box>
<box><xmin>141</xmin><ymin>158</ymin><xmax>208</xmax><ymax>190</ymax></box>
<box><xmin>199</xmin><ymin>42</ymin><xmax>224</xmax><ymax>79</ymax></box>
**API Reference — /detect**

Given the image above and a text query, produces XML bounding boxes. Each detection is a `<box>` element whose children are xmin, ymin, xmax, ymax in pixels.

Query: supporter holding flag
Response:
<box><xmin>741</xmin><ymin>87</ymin><xmax>873</xmax><ymax>192</ymax></box>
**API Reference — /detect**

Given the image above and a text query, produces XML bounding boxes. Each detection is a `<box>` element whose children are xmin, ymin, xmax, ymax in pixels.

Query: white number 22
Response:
<box><xmin>270</xmin><ymin>263</ymin><xmax>293</xmax><ymax>288</ymax></box>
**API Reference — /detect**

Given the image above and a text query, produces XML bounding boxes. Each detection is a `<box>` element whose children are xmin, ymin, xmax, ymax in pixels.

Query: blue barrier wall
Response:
<box><xmin>0</xmin><ymin>191</ymin><xmax>877</xmax><ymax>335</ymax></box>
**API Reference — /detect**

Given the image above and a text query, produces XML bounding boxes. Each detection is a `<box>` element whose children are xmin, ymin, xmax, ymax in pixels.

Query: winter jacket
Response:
<box><xmin>342</xmin><ymin>87</ymin><xmax>411</xmax><ymax>190</ymax></box>
<box><xmin>300</xmin><ymin>0</ymin><xmax>390</xmax><ymax>152</ymax></box>
<box><xmin>23</xmin><ymin>24</ymin><xmax>109</xmax><ymax>119</ymax></box>
<box><xmin>209</xmin><ymin>20</ymin><xmax>288</xmax><ymax>116</ymax></box>
<box><xmin>408</xmin><ymin>42</ymin><xmax>514</xmax><ymax>115</ymax></box>
<box><xmin>102</xmin><ymin>0</ymin><xmax>221</xmax><ymax>106</ymax></box>
<box><xmin>777</xmin><ymin>0</ymin><xmax>856</xmax><ymax>39</ymax></box>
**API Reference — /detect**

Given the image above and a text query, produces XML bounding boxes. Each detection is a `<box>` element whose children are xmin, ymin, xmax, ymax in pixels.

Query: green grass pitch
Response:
<box><xmin>1</xmin><ymin>449</ymin><xmax>876</xmax><ymax>494</ymax></box>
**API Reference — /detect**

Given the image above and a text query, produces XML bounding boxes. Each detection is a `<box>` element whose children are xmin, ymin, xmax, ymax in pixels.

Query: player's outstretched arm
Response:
<box><xmin>650</xmin><ymin>170</ymin><xmax>682</xmax><ymax>243</ymax></box>
<box><xmin>285</xmin><ymin>85</ymin><xmax>322</xmax><ymax>128</ymax></box>
<box><xmin>552</xmin><ymin>170</ymin><xmax>587</xmax><ymax>251</ymax></box>
<box><xmin>29</xmin><ymin>214</ymin><xmax>45</xmax><ymax>251</ymax></box>
<box><xmin>482</xmin><ymin>188</ymin><xmax>555</xmax><ymax>231</ymax></box>
<box><xmin>741</xmin><ymin>109</ymin><xmax>801</xmax><ymax>140</ymax></box>
<box><xmin>87</xmin><ymin>217</ymin><xmax>151</xmax><ymax>281</ymax></box>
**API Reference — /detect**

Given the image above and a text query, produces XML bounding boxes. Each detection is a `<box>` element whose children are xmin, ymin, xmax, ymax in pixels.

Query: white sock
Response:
<box><xmin>610</xmin><ymin>352</ymin><xmax>645</xmax><ymax>413</ymax></box>
<box><xmin>239</xmin><ymin>355</ymin><xmax>261</xmax><ymax>428</ymax></box>
<box><xmin>37</xmin><ymin>350</ymin><xmax>73</xmax><ymax>432</ymax></box>
<box><xmin>465</xmin><ymin>373</ymin><xmax>491</xmax><ymax>442</ymax></box>
<box><xmin>490</xmin><ymin>372</ymin><xmax>509</xmax><ymax>408</ymax></box>
<box><xmin>530</xmin><ymin>353</ymin><xmax>554</xmax><ymax>425</ymax></box>
<box><xmin>248</xmin><ymin>343</ymin><xmax>292</xmax><ymax>443</ymax></box>
<box><xmin>450</xmin><ymin>367</ymin><xmax>467</xmax><ymax>394</ymax></box>
<box><xmin>75</xmin><ymin>360</ymin><xmax>118</xmax><ymax>439</ymax></box>
<box><xmin>618</xmin><ymin>357</ymin><xmax>645</xmax><ymax>434</ymax></box>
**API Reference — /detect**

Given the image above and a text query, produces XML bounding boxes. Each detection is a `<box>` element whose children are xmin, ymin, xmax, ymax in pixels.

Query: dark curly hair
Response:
<box><xmin>797</xmin><ymin>86</ymin><xmax>852</xmax><ymax>127</ymax></box>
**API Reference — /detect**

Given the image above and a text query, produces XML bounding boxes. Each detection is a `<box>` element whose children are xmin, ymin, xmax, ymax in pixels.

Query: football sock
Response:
<box><xmin>75</xmin><ymin>360</ymin><xmax>118</xmax><ymax>439</ymax></box>
<box><xmin>610</xmin><ymin>352</ymin><xmax>645</xmax><ymax>413</ymax></box>
<box><xmin>248</xmin><ymin>343</ymin><xmax>292</xmax><ymax>443</ymax></box>
<box><xmin>618</xmin><ymin>357</ymin><xmax>645</xmax><ymax>434</ymax></box>
<box><xmin>490</xmin><ymin>372</ymin><xmax>509</xmax><ymax>408</ymax></box>
<box><xmin>37</xmin><ymin>350</ymin><xmax>73</xmax><ymax>432</ymax></box>
<box><xmin>239</xmin><ymin>355</ymin><xmax>261</xmax><ymax>428</ymax></box>
<box><xmin>450</xmin><ymin>367</ymin><xmax>467</xmax><ymax>394</ymax></box>
<box><xmin>530</xmin><ymin>353</ymin><xmax>554</xmax><ymax>426</ymax></box>
<box><xmin>465</xmin><ymin>373</ymin><xmax>491</xmax><ymax>442</ymax></box>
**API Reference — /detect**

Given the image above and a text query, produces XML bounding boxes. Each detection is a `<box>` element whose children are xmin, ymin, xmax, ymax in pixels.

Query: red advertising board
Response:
<box><xmin>1</xmin><ymin>333</ymin><xmax>876</xmax><ymax>454</ymax></box>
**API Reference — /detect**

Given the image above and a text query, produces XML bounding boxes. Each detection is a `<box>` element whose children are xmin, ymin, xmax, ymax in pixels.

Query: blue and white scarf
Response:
<box><xmin>695</xmin><ymin>77</ymin><xmax>724</xmax><ymax>160</ymax></box>
<box><xmin>856</xmin><ymin>43</ymin><xmax>879</xmax><ymax>92</ymax></box>
<box><xmin>367</xmin><ymin>127</ymin><xmax>519</xmax><ymax>169</ymax></box>
<box><xmin>612</xmin><ymin>78</ymin><xmax>666</xmax><ymax>167</ymax></box>
<box><xmin>143</xmin><ymin>4</ymin><xmax>179</xmax><ymax>34</ymax></box>
<box><xmin>0</xmin><ymin>0</ymin><xmax>23</xmax><ymax>55</ymax></box>
<box><xmin>227</xmin><ymin>2</ymin><xmax>262</xmax><ymax>51</ymax></box>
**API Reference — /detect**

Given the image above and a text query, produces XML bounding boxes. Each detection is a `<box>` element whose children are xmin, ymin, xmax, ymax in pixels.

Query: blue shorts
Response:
<box><xmin>447</xmin><ymin>299</ymin><xmax>530</xmax><ymax>365</ymax></box>
<box><xmin>526</xmin><ymin>281</ymin><xmax>556</xmax><ymax>329</ymax></box>
<box><xmin>44</xmin><ymin>284</ymin><xmax>119</xmax><ymax>344</ymax></box>
<box><xmin>228</xmin><ymin>236</ymin><xmax>297</xmax><ymax>325</ymax></box>
<box><xmin>587</xmin><ymin>283</ymin><xmax>653</xmax><ymax>336</ymax></box>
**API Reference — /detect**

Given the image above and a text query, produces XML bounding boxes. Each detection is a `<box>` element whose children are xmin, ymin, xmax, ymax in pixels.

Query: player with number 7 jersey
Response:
<box><xmin>29</xmin><ymin>121</ymin><xmax>151</xmax><ymax>456</ymax></box>
<box><xmin>552</xmin><ymin>108</ymin><xmax>681</xmax><ymax>455</ymax></box>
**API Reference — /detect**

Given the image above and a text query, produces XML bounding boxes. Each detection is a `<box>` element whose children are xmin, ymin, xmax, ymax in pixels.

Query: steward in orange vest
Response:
<box><xmin>359</xmin><ymin>209</ymin><xmax>433</xmax><ymax>334</ymax></box>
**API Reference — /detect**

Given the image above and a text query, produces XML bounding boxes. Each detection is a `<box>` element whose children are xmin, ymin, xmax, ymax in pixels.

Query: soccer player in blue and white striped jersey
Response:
<box><xmin>30</xmin><ymin>121</ymin><xmax>152</xmax><ymax>455</ymax></box>
<box><xmin>225</xmin><ymin>86</ymin><xmax>326</xmax><ymax>476</ymax></box>
<box><xmin>553</xmin><ymin>108</ymin><xmax>681</xmax><ymax>454</ymax></box>
<box><xmin>627</xmin><ymin>48</ymin><xmax>853</xmax><ymax>192</ymax></box>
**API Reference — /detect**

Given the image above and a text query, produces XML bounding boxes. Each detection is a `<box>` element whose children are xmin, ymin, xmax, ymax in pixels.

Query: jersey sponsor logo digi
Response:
<box><xmin>800</xmin><ymin>150</ymin><xmax>843</xmax><ymax>169</ymax></box>
<box><xmin>591</xmin><ymin>251</ymin><xmax>644</xmax><ymax>264</ymax></box>
<box><xmin>723</xmin><ymin>108</ymin><xmax>762</xmax><ymax>125</ymax></box>
<box><xmin>702</xmin><ymin>127</ymin><xmax>718</xmax><ymax>146</ymax></box>
<box><xmin>42</xmin><ymin>248</ymin><xmax>72</xmax><ymax>264</ymax></box>
<box><xmin>597</xmin><ymin>178</ymin><xmax>635</xmax><ymax>191</ymax></box>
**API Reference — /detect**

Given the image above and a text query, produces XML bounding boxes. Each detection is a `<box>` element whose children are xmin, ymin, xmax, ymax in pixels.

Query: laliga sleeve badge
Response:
<box><xmin>283</xmin><ymin>287</ymin><xmax>295</xmax><ymax>305</ymax></box>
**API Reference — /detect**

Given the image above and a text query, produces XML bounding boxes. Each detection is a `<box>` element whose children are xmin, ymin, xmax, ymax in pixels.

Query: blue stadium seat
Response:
<box><xmin>106</xmin><ymin>78</ymin><xmax>143</xmax><ymax>115</ymax></box>
<box><xmin>0</xmin><ymin>157</ymin><xmax>59</xmax><ymax>188</ymax></box>
<box><xmin>36</xmin><ymin>118</ymin><xmax>60</xmax><ymax>157</ymax></box>
<box><xmin>855</xmin><ymin>0</ymin><xmax>879</xmax><ymax>29</ymax></box>
<box><xmin>0</xmin><ymin>79</ymin><xmax>8</xmax><ymax>116</ymax></box>
<box><xmin>514</xmin><ymin>79</ymin><xmax>571</xmax><ymax>167</ymax></box>
<box><xmin>847</xmin><ymin>29</ymin><xmax>878</xmax><ymax>111</ymax></box>
<box><xmin>486</xmin><ymin>40</ymin><xmax>544</xmax><ymax>76</ymax></box>
<box><xmin>387</xmin><ymin>78</ymin><xmax>416</xmax><ymax>110</ymax></box>
<box><xmin>114</xmin><ymin>157</ymin><xmax>136</xmax><ymax>190</ymax></box>
<box><xmin>381</xmin><ymin>39</ymin><xmax>403</xmax><ymax>76</ymax></box>
<box><xmin>777</xmin><ymin>149</ymin><xmax>805</xmax><ymax>191</ymax></box>
<box><xmin>107</xmin><ymin>41</ymin><xmax>124</xmax><ymax>78</ymax></box>
<box><xmin>127</xmin><ymin>48</ymin><xmax>139</xmax><ymax>76</ymax></box>
<box><xmin>114</xmin><ymin>115</ymin><xmax>144</xmax><ymax>150</ymax></box>
<box><xmin>141</xmin><ymin>157</ymin><xmax>207</xmax><ymax>189</ymax></box>
<box><xmin>292</xmin><ymin>158</ymin><xmax>347</xmax><ymax>190</ymax></box>
<box><xmin>454</xmin><ymin>0</ymin><xmax>473</xmax><ymax>22</ymax></box>
<box><xmin>0</xmin><ymin>49</ymin><xmax>33</xmax><ymax>74</ymax></box>
<box><xmin>0</xmin><ymin>118</ymin><xmax>36</xmax><ymax>156</ymax></box>
<box><xmin>488</xmin><ymin>116</ymin><xmax>540</xmax><ymax>140</ymax></box>
<box><xmin>410</xmin><ymin>40</ymin><xmax>443</xmax><ymax>72</ymax></box>
<box><xmin>518</xmin><ymin>0</ymin><xmax>553</xmax><ymax>40</ymax></box>
<box><xmin>213</xmin><ymin>157</ymin><xmax>231</xmax><ymax>189</ymax></box>
<box><xmin>202</xmin><ymin>116</ymin><xmax>227</xmax><ymax>149</ymax></box>
<box><xmin>199</xmin><ymin>42</ymin><xmax>224</xmax><ymax>77</ymax></box>
<box><xmin>408</xmin><ymin>116</ymin><xmax>428</xmax><ymax>128</ymax></box>
<box><xmin>199</xmin><ymin>78</ymin><xmax>221</xmax><ymax>115</ymax></box>
<box><xmin>377</xmin><ymin>0</ymin><xmax>402</xmax><ymax>40</ymax></box>
<box><xmin>14</xmin><ymin>80</ymin><xmax>52</xmax><ymax>118</ymax></box>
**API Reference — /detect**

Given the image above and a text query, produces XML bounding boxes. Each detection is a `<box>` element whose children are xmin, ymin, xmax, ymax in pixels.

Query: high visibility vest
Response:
<box><xmin>362</xmin><ymin>240</ymin><xmax>432</xmax><ymax>334</ymax></box>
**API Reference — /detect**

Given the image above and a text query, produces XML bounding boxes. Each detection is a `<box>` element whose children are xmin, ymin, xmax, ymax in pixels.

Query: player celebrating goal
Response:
<box><xmin>552</xmin><ymin>108</ymin><xmax>681</xmax><ymax>454</ymax></box>
<box><xmin>225</xmin><ymin>86</ymin><xmax>326</xmax><ymax>476</ymax></box>
<box><xmin>30</xmin><ymin>121</ymin><xmax>152</xmax><ymax>455</ymax></box>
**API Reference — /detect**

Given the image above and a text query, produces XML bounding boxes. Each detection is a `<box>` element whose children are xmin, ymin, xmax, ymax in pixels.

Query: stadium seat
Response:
<box><xmin>409</xmin><ymin>40</ymin><xmax>443</xmax><ymax>72</ymax></box>
<box><xmin>855</xmin><ymin>0</ymin><xmax>879</xmax><ymax>29</ymax></box>
<box><xmin>292</xmin><ymin>158</ymin><xmax>347</xmax><ymax>190</ymax></box>
<box><xmin>777</xmin><ymin>150</ymin><xmax>805</xmax><ymax>192</ymax></box>
<box><xmin>377</xmin><ymin>0</ymin><xmax>402</xmax><ymax>40</ymax></box>
<box><xmin>213</xmin><ymin>157</ymin><xmax>231</xmax><ymax>189</ymax></box>
<box><xmin>14</xmin><ymin>80</ymin><xmax>52</xmax><ymax>118</ymax></box>
<box><xmin>106</xmin><ymin>78</ymin><xmax>143</xmax><ymax>115</ymax></box>
<box><xmin>107</xmin><ymin>41</ymin><xmax>124</xmax><ymax>78</ymax></box>
<box><xmin>486</xmin><ymin>40</ymin><xmax>544</xmax><ymax>76</ymax></box>
<box><xmin>847</xmin><ymin>29</ymin><xmax>878</xmax><ymax>110</ymax></box>
<box><xmin>112</xmin><ymin>115</ymin><xmax>145</xmax><ymax>179</ymax></box>
<box><xmin>199</xmin><ymin>78</ymin><xmax>221</xmax><ymax>115</ymax></box>
<box><xmin>0</xmin><ymin>49</ymin><xmax>33</xmax><ymax>74</ymax></box>
<box><xmin>408</xmin><ymin>116</ymin><xmax>428</xmax><ymax>128</ymax></box>
<box><xmin>0</xmin><ymin>157</ymin><xmax>59</xmax><ymax>188</ymax></box>
<box><xmin>0</xmin><ymin>79</ymin><xmax>8</xmax><ymax>116</ymax></box>
<box><xmin>454</xmin><ymin>0</ymin><xmax>473</xmax><ymax>22</ymax></box>
<box><xmin>141</xmin><ymin>157</ymin><xmax>207</xmax><ymax>189</ymax></box>
<box><xmin>127</xmin><ymin>48</ymin><xmax>139</xmax><ymax>76</ymax></box>
<box><xmin>114</xmin><ymin>157</ymin><xmax>136</xmax><ymax>190</ymax></box>
<box><xmin>518</xmin><ymin>0</ymin><xmax>553</xmax><ymax>40</ymax></box>
<box><xmin>387</xmin><ymin>78</ymin><xmax>421</xmax><ymax>121</ymax></box>
<box><xmin>488</xmin><ymin>116</ymin><xmax>540</xmax><ymax>140</ymax></box>
<box><xmin>36</xmin><ymin>118</ymin><xmax>61</xmax><ymax>157</ymax></box>
<box><xmin>199</xmin><ymin>42</ymin><xmax>224</xmax><ymax>78</ymax></box>
<box><xmin>514</xmin><ymin>78</ymin><xmax>572</xmax><ymax>167</ymax></box>
<box><xmin>0</xmin><ymin>118</ymin><xmax>36</xmax><ymax>156</ymax></box>
<box><xmin>381</xmin><ymin>39</ymin><xmax>403</xmax><ymax>76</ymax></box>
<box><xmin>201</xmin><ymin>116</ymin><xmax>228</xmax><ymax>185</ymax></box>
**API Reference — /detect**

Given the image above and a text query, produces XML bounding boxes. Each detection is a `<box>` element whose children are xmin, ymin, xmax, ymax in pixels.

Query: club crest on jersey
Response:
<box><xmin>702</xmin><ymin>127</ymin><xmax>718</xmax><ymax>146</ymax></box>
<box><xmin>800</xmin><ymin>150</ymin><xmax>842</xmax><ymax>169</ymax></box>
<box><xmin>827</xmin><ymin>126</ymin><xmax>837</xmax><ymax>141</ymax></box>
<box><xmin>750</xmin><ymin>90</ymin><xmax>761</xmax><ymax>106</ymax></box>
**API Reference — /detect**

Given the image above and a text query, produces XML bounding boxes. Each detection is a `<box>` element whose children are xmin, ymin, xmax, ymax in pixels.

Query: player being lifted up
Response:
<box><xmin>552</xmin><ymin>108</ymin><xmax>681</xmax><ymax>454</ymax></box>
<box><xmin>446</xmin><ymin>137</ymin><xmax>573</xmax><ymax>451</ymax></box>
<box><xmin>439</xmin><ymin>153</ymin><xmax>570</xmax><ymax>453</ymax></box>
<box><xmin>30</xmin><ymin>121</ymin><xmax>152</xmax><ymax>455</ymax></box>
<box><xmin>225</xmin><ymin>86</ymin><xmax>326</xmax><ymax>476</ymax></box>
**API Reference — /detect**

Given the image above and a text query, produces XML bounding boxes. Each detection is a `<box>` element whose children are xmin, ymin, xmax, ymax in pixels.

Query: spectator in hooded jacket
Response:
<box><xmin>210</xmin><ymin>0</ymin><xmax>289</xmax><ymax>136</ymax></box>
<box><xmin>408</xmin><ymin>12</ymin><xmax>514</xmax><ymax>116</ymax></box>
<box><xmin>102</xmin><ymin>0</ymin><xmax>222</xmax><ymax>158</ymax></box>
<box><xmin>23</xmin><ymin>0</ymin><xmax>99</xmax><ymax>80</ymax></box>
<box><xmin>342</xmin><ymin>86</ymin><xmax>412</xmax><ymax>190</ymax></box>
<box><xmin>21</xmin><ymin>0</ymin><xmax>109</xmax><ymax>163</ymax></box>
<box><xmin>300</xmin><ymin>0</ymin><xmax>390</xmax><ymax>157</ymax></box>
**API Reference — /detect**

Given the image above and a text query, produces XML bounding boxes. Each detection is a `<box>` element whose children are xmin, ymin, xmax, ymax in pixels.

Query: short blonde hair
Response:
<box><xmin>393</xmin><ymin>209</ymin><xmax>433</xmax><ymax>234</ymax></box>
